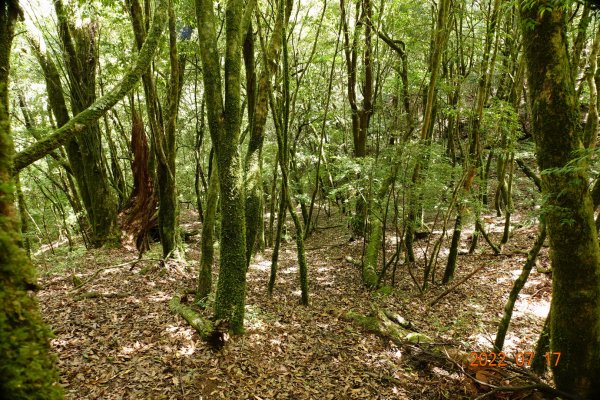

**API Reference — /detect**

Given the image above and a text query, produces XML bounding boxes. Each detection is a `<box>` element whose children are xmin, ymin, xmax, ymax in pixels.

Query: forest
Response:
<box><xmin>2</xmin><ymin>0</ymin><xmax>600</xmax><ymax>398</ymax></box>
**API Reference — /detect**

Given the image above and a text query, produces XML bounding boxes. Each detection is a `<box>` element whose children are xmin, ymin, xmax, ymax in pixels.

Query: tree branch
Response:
<box><xmin>13</xmin><ymin>0</ymin><xmax>168</xmax><ymax>172</ymax></box>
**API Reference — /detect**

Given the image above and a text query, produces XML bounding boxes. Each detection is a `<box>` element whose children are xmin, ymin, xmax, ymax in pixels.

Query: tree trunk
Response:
<box><xmin>494</xmin><ymin>222</ymin><xmax>546</xmax><ymax>351</ymax></box>
<box><xmin>156</xmin><ymin>0</ymin><xmax>182</xmax><ymax>258</ymax></box>
<box><xmin>197</xmin><ymin>153</ymin><xmax>218</xmax><ymax>301</ymax></box>
<box><xmin>54</xmin><ymin>0</ymin><xmax>118</xmax><ymax>247</ymax></box>
<box><xmin>127</xmin><ymin>0</ymin><xmax>182</xmax><ymax>258</ymax></box>
<box><xmin>244</xmin><ymin>0</ymin><xmax>292</xmax><ymax>267</ymax></box>
<box><xmin>340</xmin><ymin>0</ymin><xmax>374</xmax><ymax>237</ymax></box>
<box><xmin>195</xmin><ymin>0</ymin><xmax>256</xmax><ymax>333</ymax></box>
<box><xmin>119</xmin><ymin>108</ymin><xmax>157</xmax><ymax>253</ymax></box>
<box><xmin>0</xmin><ymin>3</ymin><xmax>62</xmax><ymax>397</ymax></box>
<box><xmin>521</xmin><ymin>3</ymin><xmax>600</xmax><ymax>398</ymax></box>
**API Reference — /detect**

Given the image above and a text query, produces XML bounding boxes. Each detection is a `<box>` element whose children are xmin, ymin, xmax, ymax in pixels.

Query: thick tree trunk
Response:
<box><xmin>0</xmin><ymin>3</ymin><xmax>62</xmax><ymax>397</ymax></box>
<box><xmin>119</xmin><ymin>108</ymin><xmax>157</xmax><ymax>253</ymax></box>
<box><xmin>521</xmin><ymin>3</ymin><xmax>600</xmax><ymax>398</ymax></box>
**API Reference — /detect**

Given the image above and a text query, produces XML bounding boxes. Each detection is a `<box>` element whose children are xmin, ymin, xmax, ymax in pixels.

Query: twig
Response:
<box><xmin>429</xmin><ymin>264</ymin><xmax>486</xmax><ymax>306</ymax></box>
<box><xmin>442</xmin><ymin>350</ymin><xmax>581</xmax><ymax>400</ymax></box>
<box><xmin>74</xmin><ymin>292</ymin><xmax>129</xmax><ymax>301</ymax></box>
<box><xmin>70</xmin><ymin>258</ymin><xmax>161</xmax><ymax>292</ymax></box>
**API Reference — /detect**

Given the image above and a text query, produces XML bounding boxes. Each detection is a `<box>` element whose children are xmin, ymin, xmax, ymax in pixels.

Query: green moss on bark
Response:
<box><xmin>362</xmin><ymin>218</ymin><xmax>381</xmax><ymax>289</ymax></box>
<box><xmin>521</xmin><ymin>3</ymin><xmax>600</xmax><ymax>398</ymax></box>
<box><xmin>1</xmin><ymin>3</ymin><xmax>62</xmax><ymax>397</ymax></box>
<box><xmin>196</xmin><ymin>0</ymin><xmax>254</xmax><ymax>334</ymax></box>
<box><xmin>197</xmin><ymin>160</ymin><xmax>218</xmax><ymax>300</ymax></box>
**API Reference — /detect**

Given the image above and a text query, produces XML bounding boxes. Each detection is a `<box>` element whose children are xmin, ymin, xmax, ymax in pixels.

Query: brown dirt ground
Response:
<box><xmin>37</xmin><ymin>209</ymin><xmax>552</xmax><ymax>399</ymax></box>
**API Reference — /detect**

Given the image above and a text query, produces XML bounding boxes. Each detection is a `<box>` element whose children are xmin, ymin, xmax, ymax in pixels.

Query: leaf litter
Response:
<box><xmin>37</xmin><ymin>211</ymin><xmax>552</xmax><ymax>399</ymax></box>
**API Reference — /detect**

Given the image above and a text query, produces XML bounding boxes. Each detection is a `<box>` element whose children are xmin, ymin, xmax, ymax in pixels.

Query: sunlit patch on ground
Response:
<box><xmin>36</xmin><ymin>209</ymin><xmax>552</xmax><ymax>399</ymax></box>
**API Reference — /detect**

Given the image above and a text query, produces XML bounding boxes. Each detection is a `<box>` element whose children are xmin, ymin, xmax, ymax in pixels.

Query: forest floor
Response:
<box><xmin>37</xmin><ymin>208</ymin><xmax>553</xmax><ymax>399</ymax></box>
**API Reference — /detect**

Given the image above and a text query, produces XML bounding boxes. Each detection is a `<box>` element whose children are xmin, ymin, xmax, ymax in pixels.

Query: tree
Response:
<box><xmin>520</xmin><ymin>1</ymin><xmax>600</xmax><ymax>397</ymax></box>
<box><xmin>340</xmin><ymin>0</ymin><xmax>374</xmax><ymax>236</ymax></box>
<box><xmin>0</xmin><ymin>1</ymin><xmax>62</xmax><ymax>397</ymax></box>
<box><xmin>195</xmin><ymin>0</ymin><xmax>255</xmax><ymax>333</ymax></box>
<box><xmin>126</xmin><ymin>0</ymin><xmax>184</xmax><ymax>258</ymax></box>
<box><xmin>53</xmin><ymin>0</ymin><xmax>119</xmax><ymax>247</ymax></box>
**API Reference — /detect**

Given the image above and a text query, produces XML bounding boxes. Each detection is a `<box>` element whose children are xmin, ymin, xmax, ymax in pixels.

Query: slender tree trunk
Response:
<box><xmin>405</xmin><ymin>0</ymin><xmax>451</xmax><ymax>260</ymax></box>
<box><xmin>197</xmin><ymin>152</ymin><xmax>219</xmax><ymax>301</ymax></box>
<box><xmin>340</xmin><ymin>0</ymin><xmax>374</xmax><ymax>237</ymax></box>
<box><xmin>244</xmin><ymin>0</ymin><xmax>292</xmax><ymax>267</ymax></box>
<box><xmin>156</xmin><ymin>0</ymin><xmax>182</xmax><ymax>258</ymax></box>
<box><xmin>0</xmin><ymin>3</ymin><xmax>62</xmax><ymax>397</ymax></box>
<box><xmin>521</xmin><ymin>3</ymin><xmax>600</xmax><ymax>398</ymax></box>
<box><xmin>494</xmin><ymin>222</ymin><xmax>546</xmax><ymax>351</ymax></box>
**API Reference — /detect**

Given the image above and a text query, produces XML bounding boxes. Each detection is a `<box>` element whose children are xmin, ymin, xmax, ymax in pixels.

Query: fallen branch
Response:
<box><xmin>347</xmin><ymin>307</ymin><xmax>431</xmax><ymax>346</ymax></box>
<box><xmin>70</xmin><ymin>258</ymin><xmax>161</xmax><ymax>292</ymax></box>
<box><xmin>74</xmin><ymin>292</ymin><xmax>129</xmax><ymax>301</ymax></box>
<box><xmin>475</xmin><ymin>219</ymin><xmax>501</xmax><ymax>255</ymax></box>
<box><xmin>169</xmin><ymin>293</ymin><xmax>214</xmax><ymax>340</ymax></box>
<box><xmin>429</xmin><ymin>264</ymin><xmax>487</xmax><ymax>306</ymax></box>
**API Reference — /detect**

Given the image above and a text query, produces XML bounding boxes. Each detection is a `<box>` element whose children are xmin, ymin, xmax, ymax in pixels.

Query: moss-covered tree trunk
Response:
<box><xmin>197</xmin><ymin>153</ymin><xmax>218</xmax><ymax>301</ymax></box>
<box><xmin>54</xmin><ymin>0</ymin><xmax>118</xmax><ymax>247</ymax></box>
<box><xmin>156</xmin><ymin>0</ymin><xmax>182</xmax><ymax>258</ymax></box>
<box><xmin>195</xmin><ymin>0</ymin><xmax>255</xmax><ymax>333</ymax></box>
<box><xmin>0</xmin><ymin>2</ymin><xmax>62</xmax><ymax>397</ymax></box>
<box><xmin>339</xmin><ymin>0</ymin><xmax>374</xmax><ymax>237</ymax></box>
<box><xmin>521</xmin><ymin>3</ymin><xmax>600</xmax><ymax>398</ymax></box>
<box><xmin>243</xmin><ymin>0</ymin><xmax>291</xmax><ymax>267</ymax></box>
<box><xmin>126</xmin><ymin>0</ymin><xmax>182</xmax><ymax>258</ymax></box>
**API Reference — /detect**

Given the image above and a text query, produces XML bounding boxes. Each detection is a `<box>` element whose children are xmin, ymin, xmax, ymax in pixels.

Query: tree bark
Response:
<box><xmin>195</xmin><ymin>0</ymin><xmax>256</xmax><ymax>333</ymax></box>
<box><xmin>12</xmin><ymin>0</ymin><xmax>168</xmax><ymax>172</ymax></box>
<box><xmin>521</xmin><ymin>3</ymin><xmax>600</xmax><ymax>398</ymax></box>
<box><xmin>197</xmin><ymin>153</ymin><xmax>218</xmax><ymax>301</ymax></box>
<box><xmin>0</xmin><ymin>2</ymin><xmax>62</xmax><ymax>397</ymax></box>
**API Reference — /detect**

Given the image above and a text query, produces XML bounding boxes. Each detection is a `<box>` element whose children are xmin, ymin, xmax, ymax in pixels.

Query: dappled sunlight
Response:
<box><xmin>147</xmin><ymin>292</ymin><xmax>171</xmax><ymax>303</ymax></box>
<box><xmin>281</xmin><ymin>265</ymin><xmax>299</xmax><ymax>274</ymax></box>
<box><xmin>119</xmin><ymin>341</ymin><xmax>153</xmax><ymax>356</ymax></box>
<box><xmin>251</xmin><ymin>260</ymin><xmax>272</xmax><ymax>272</ymax></box>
